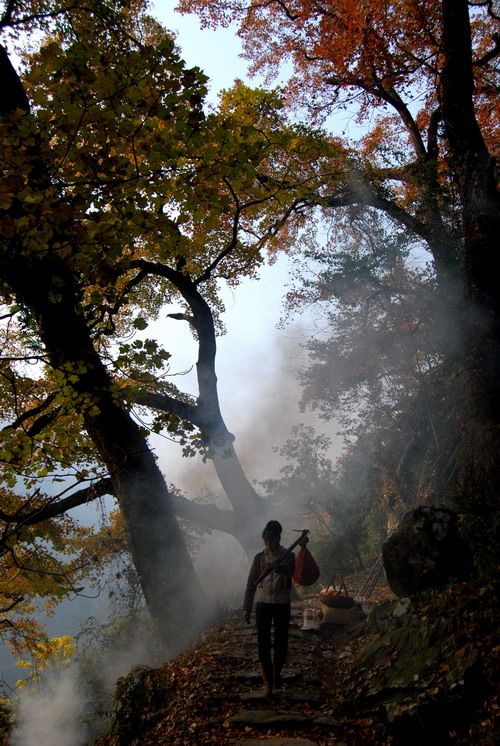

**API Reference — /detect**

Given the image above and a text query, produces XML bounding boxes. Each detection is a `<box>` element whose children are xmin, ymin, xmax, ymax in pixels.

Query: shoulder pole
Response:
<box><xmin>253</xmin><ymin>528</ymin><xmax>310</xmax><ymax>587</ymax></box>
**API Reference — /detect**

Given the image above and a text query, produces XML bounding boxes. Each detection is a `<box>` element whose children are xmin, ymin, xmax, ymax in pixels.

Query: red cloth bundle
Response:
<box><xmin>292</xmin><ymin>545</ymin><xmax>320</xmax><ymax>586</ymax></box>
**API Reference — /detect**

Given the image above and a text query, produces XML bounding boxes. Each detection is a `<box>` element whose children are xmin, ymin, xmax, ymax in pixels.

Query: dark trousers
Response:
<box><xmin>255</xmin><ymin>602</ymin><xmax>291</xmax><ymax>672</ymax></box>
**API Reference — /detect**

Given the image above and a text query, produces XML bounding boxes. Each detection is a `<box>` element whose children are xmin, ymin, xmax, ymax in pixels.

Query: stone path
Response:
<box><xmin>213</xmin><ymin>605</ymin><xmax>358</xmax><ymax>745</ymax></box>
<box><xmin>97</xmin><ymin>563</ymin><xmax>397</xmax><ymax>745</ymax></box>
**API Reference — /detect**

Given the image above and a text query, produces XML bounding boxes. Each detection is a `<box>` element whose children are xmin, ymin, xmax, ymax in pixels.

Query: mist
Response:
<box><xmin>12</xmin><ymin>666</ymin><xmax>87</xmax><ymax>746</ymax></box>
<box><xmin>3</xmin><ymin>256</ymin><xmax>347</xmax><ymax>746</ymax></box>
<box><xmin>11</xmin><ymin>624</ymin><xmax>163</xmax><ymax>746</ymax></box>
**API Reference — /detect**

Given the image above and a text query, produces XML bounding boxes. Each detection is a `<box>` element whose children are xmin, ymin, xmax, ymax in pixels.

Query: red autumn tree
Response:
<box><xmin>180</xmin><ymin>0</ymin><xmax>500</xmax><ymax>563</ymax></box>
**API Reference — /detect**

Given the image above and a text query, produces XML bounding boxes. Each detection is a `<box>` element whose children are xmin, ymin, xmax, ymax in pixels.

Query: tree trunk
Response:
<box><xmin>137</xmin><ymin>391</ymin><xmax>267</xmax><ymax>558</ymax></box>
<box><xmin>133</xmin><ymin>261</ymin><xmax>268</xmax><ymax>557</ymax></box>
<box><xmin>7</xmin><ymin>256</ymin><xmax>215</xmax><ymax>651</ymax></box>
<box><xmin>205</xmin><ymin>432</ymin><xmax>268</xmax><ymax>555</ymax></box>
<box><xmin>172</xmin><ymin>267</ymin><xmax>268</xmax><ymax>554</ymax></box>
<box><xmin>441</xmin><ymin>0</ymin><xmax>500</xmax><ymax>559</ymax></box>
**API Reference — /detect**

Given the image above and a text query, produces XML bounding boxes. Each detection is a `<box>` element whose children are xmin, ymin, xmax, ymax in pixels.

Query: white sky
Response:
<box><xmin>157</xmin><ymin>2</ymin><xmax>248</xmax><ymax>98</ymax></box>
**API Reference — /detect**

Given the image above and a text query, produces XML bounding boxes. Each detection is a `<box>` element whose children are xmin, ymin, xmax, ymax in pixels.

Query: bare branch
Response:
<box><xmin>1</xmin><ymin>478</ymin><xmax>114</xmax><ymax>528</ymax></box>
<box><xmin>0</xmin><ymin>596</ymin><xmax>24</xmax><ymax>615</ymax></box>
<box><xmin>133</xmin><ymin>389</ymin><xmax>201</xmax><ymax>425</ymax></box>
<box><xmin>2</xmin><ymin>392</ymin><xmax>58</xmax><ymax>435</ymax></box>
<box><xmin>169</xmin><ymin>491</ymin><xmax>237</xmax><ymax>534</ymax></box>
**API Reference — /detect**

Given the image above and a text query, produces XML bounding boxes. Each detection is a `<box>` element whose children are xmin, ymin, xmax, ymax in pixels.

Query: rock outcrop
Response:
<box><xmin>382</xmin><ymin>507</ymin><xmax>474</xmax><ymax>597</ymax></box>
<box><xmin>345</xmin><ymin>597</ymin><xmax>483</xmax><ymax>746</ymax></box>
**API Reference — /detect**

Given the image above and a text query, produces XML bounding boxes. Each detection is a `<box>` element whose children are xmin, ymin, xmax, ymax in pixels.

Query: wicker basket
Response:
<box><xmin>320</xmin><ymin>574</ymin><xmax>355</xmax><ymax>609</ymax></box>
<box><xmin>321</xmin><ymin>603</ymin><xmax>359</xmax><ymax>625</ymax></box>
<box><xmin>320</xmin><ymin>594</ymin><xmax>355</xmax><ymax>609</ymax></box>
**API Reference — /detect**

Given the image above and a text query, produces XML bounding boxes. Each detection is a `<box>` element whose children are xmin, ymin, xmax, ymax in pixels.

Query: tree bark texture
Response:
<box><xmin>440</xmin><ymin>0</ymin><xmax>500</xmax><ymax>552</ymax></box>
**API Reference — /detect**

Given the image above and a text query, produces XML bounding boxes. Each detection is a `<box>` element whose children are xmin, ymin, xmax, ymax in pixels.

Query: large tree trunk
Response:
<box><xmin>8</xmin><ymin>256</ymin><xmax>215</xmax><ymax>652</ymax></box>
<box><xmin>0</xmin><ymin>46</ymin><xmax>217</xmax><ymax>648</ymax></box>
<box><xmin>205</xmin><ymin>433</ymin><xmax>268</xmax><ymax>555</ymax></box>
<box><xmin>135</xmin><ymin>388</ymin><xmax>267</xmax><ymax>558</ymax></box>
<box><xmin>133</xmin><ymin>261</ymin><xmax>268</xmax><ymax>558</ymax></box>
<box><xmin>441</xmin><ymin>0</ymin><xmax>500</xmax><ymax>559</ymax></box>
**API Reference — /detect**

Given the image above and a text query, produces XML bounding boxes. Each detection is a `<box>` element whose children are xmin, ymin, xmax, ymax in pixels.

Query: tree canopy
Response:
<box><xmin>1</xmin><ymin>0</ymin><xmax>499</xmax><ymax>665</ymax></box>
<box><xmin>0</xmin><ymin>0</ymin><xmax>330</xmax><ymax>653</ymax></box>
<box><xmin>179</xmin><ymin>0</ymin><xmax>498</xmax><ymax>285</ymax></box>
<box><xmin>180</xmin><ymin>0</ymin><xmax>500</xmax><ymax>564</ymax></box>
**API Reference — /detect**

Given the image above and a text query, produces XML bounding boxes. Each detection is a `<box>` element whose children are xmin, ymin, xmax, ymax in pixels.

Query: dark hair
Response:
<box><xmin>262</xmin><ymin>520</ymin><xmax>282</xmax><ymax>539</ymax></box>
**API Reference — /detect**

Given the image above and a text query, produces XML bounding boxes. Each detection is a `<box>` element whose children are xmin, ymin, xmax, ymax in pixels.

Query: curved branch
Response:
<box><xmin>371</xmin><ymin>84</ymin><xmax>427</xmax><ymax>158</ymax></box>
<box><xmin>474</xmin><ymin>32</ymin><xmax>500</xmax><ymax>66</ymax></box>
<box><xmin>169</xmin><ymin>492</ymin><xmax>237</xmax><ymax>534</ymax></box>
<box><xmin>315</xmin><ymin>177</ymin><xmax>459</xmax><ymax>281</ymax></box>
<box><xmin>124</xmin><ymin>261</ymin><xmax>263</xmax><ymax>539</ymax></box>
<box><xmin>273</xmin><ymin>0</ymin><xmax>300</xmax><ymax>22</ymax></box>
<box><xmin>0</xmin><ymin>596</ymin><xmax>24</xmax><ymax>615</ymax></box>
<box><xmin>485</xmin><ymin>0</ymin><xmax>500</xmax><ymax>22</ymax></box>
<box><xmin>129</xmin><ymin>259</ymin><xmax>221</xmax><ymax>409</ymax></box>
<box><xmin>11</xmin><ymin>478</ymin><xmax>114</xmax><ymax>527</ymax></box>
<box><xmin>195</xmin><ymin>186</ymin><xmax>241</xmax><ymax>285</ymax></box>
<box><xmin>2</xmin><ymin>393</ymin><xmax>58</xmax><ymax>435</ymax></box>
<box><xmin>319</xmin><ymin>185</ymin><xmax>431</xmax><ymax>242</ymax></box>
<box><xmin>133</xmin><ymin>389</ymin><xmax>203</xmax><ymax>427</ymax></box>
<box><xmin>324</xmin><ymin>73</ymin><xmax>427</xmax><ymax>158</ymax></box>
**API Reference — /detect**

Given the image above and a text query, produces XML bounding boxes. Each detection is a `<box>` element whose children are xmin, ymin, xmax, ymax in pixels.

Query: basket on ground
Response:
<box><xmin>320</xmin><ymin>575</ymin><xmax>359</xmax><ymax>624</ymax></box>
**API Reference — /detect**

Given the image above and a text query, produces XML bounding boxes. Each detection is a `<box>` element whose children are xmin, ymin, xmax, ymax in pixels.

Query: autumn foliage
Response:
<box><xmin>0</xmin><ymin>0</ymin><xmax>334</xmax><ymax>661</ymax></box>
<box><xmin>180</xmin><ymin>0</ymin><xmax>500</xmax><ymax>558</ymax></box>
<box><xmin>0</xmin><ymin>0</ymin><xmax>499</xmax><ymax>707</ymax></box>
<box><xmin>179</xmin><ymin>0</ymin><xmax>499</xmax><ymax>286</ymax></box>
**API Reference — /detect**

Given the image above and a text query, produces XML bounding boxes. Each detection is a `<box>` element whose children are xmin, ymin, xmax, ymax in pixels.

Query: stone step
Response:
<box><xmin>234</xmin><ymin>668</ymin><xmax>302</xmax><ymax>683</ymax></box>
<box><xmin>226</xmin><ymin>708</ymin><xmax>341</xmax><ymax>731</ymax></box>
<box><xmin>211</xmin><ymin>648</ymin><xmax>254</xmax><ymax>662</ymax></box>
<box><xmin>233</xmin><ymin>737</ymin><xmax>318</xmax><ymax>746</ymax></box>
<box><xmin>238</xmin><ymin>690</ymin><xmax>324</xmax><ymax>705</ymax></box>
<box><xmin>226</xmin><ymin>709</ymin><xmax>314</xmax><ymax>730</ymax></box>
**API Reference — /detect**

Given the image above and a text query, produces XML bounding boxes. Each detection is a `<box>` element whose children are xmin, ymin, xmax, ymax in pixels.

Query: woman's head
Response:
<box><xmin>262</xmin><ymin>520</ymin><xmax>282</xmax><ymax>550</ymax></box>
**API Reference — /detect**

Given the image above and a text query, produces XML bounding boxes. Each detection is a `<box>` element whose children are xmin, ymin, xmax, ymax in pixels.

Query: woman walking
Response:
<box><xmin>243</xmin><ymin>520</ymin><xmax>297</xmax><ymax>696</ymax></box>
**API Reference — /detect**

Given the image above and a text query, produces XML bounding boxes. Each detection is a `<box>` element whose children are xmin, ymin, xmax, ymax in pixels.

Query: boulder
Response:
<box><xmin>382</xmin><ymin>507</ymin><xmax>473</xmax><ymax>597</ymax></box>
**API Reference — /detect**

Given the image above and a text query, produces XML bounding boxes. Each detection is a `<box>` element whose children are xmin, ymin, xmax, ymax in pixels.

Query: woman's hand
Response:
<box><xmin>244</xmin><ymin>610</ymin><xmax>251</xmax><ymax>624</ymax></box>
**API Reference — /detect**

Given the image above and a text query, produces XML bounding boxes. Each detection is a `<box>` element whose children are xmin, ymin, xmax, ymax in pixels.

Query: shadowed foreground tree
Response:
<box><xmin>181</xmin><ymin>0</ymin><xmax>500</xmax><ymax>563</ymax></box>
<box><xmin>0</xmin><ymin>0</ymin><xmax>325</xmax><ymax>649</ymax></box>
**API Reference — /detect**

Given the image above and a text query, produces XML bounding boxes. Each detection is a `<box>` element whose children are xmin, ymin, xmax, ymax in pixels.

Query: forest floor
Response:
<box><xmin>96</xmin><ymin>565</ymin><xmax>399</xmax><ymax>746</ymax></box>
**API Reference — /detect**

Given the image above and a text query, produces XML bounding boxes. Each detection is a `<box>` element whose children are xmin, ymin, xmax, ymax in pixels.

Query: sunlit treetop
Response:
<box><xmin>178</xmin><ymin>0</ymin><xmax>499</xmax><ymax>160</ymax></box>
<box><xmin>1</xmin><ymin>4</ymin><xmax>331</xmax><ymax>340</ymax></box>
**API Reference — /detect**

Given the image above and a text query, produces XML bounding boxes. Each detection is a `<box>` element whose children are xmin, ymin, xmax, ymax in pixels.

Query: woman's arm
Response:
<box><xmin>243</xmin><ymin>552</ymin><xmax>262</xmax><ymax>617</ymax></box>
<box><xmin>274</xmin><ymin>551</ymin><xmax>295</xmax><ymax>577</ymax></box>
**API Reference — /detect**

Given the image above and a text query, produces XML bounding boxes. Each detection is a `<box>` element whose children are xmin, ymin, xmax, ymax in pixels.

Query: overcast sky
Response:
<box><xmin>158</xmin><ymin>3</ymin><xmax>248</xmax><ymax>97</ymax></box>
